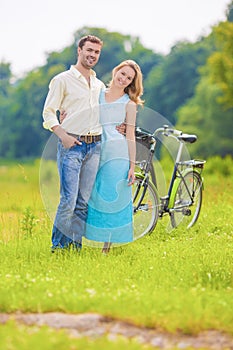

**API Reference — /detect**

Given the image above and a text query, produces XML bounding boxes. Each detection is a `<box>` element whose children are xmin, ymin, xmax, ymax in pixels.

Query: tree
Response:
<box><xmin>0</xmin><ymin>62</ymin><xmax>12</xmax><ymax>97</ymax></box>
<box><xmin>176</xmin><ymin>19</ymin><xmax>233</xmax><ymax>158</ymax></box>
<box><xmin>208</xmin><ymin>22</ymin><xmax>233</xmax><ymax>109</ymax></box>
<box><xmin>144</xmin><ymin>38</ymin><xmax>215</xmax><ymax>124</ymax></box>
<box><xmin>0</xmin><ymin>67</ymin><xmax>51</xmax><ymax>158</ymax></box>
<box><xmin>175</xmin><ymin>9</ymin><xmax>233</xmax><ymax>158</ymax></box>
<box><xmin>0</xmin><ymin>62</ymin><xmax>16</xmax><ymax>157</ymax></box>
<box><xmin>226</xmin><ymin>0</ymin><xmax>233</xmax><ymax>22</ymax></box>
<box><xmin>176</xmin><ymin>77</ymin><xmax>233</xmax><ymax>158</ymax></box>
<box><xmin>1</xmin><ymin>16</ymin><xmax>232</xmax><ymax>159</ymax></box>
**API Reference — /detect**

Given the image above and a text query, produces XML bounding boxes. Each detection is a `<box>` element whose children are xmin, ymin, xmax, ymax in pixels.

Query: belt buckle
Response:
<box><xmin>84</xmin><ymin>135</ymin><xmax>93</xmax><ymax>144</ymax></box>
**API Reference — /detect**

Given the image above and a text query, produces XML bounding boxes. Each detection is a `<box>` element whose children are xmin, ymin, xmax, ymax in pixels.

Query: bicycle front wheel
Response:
<box><xmin>132</xmin><ymin>176</ymin><xmax>160</xmax><ymax>240</ymax></box>
<box><xmin>170</xmin><ymin>170</ymin><xmax>203</xmax><ymax>229</ymax></box>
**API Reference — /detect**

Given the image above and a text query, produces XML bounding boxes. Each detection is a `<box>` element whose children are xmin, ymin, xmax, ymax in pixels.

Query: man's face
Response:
<box><xmin>78</xmin><ymin>41</ymin><xmax>102</xmax><ymax>69</ymax></box>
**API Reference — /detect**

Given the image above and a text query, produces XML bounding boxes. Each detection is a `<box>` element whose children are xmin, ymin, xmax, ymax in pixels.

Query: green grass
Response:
<box><xmin>0</xmin><ymin>321</ymin><xmax>156</xmax><ymax>350</ymax></box>
<box><xmin>0</xmin><ymin>157</ymin><xmax>233</xmax><ymax>348</ymax></box>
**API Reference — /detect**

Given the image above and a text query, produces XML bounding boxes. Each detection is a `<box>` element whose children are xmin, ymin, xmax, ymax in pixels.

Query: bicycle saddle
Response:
<box><xmin>178</xmin><ymin>134</ymin><xmax>197</xmax><ymax>143</ymax></box>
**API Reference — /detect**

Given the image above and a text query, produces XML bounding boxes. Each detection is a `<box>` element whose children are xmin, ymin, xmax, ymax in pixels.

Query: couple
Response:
<box><xmin>42</xmin><ymin>35</ymin><xmax>144</xmax><ymax>253</ymax></box>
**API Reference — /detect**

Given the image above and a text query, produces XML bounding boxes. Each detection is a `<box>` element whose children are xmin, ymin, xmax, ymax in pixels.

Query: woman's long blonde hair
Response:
<box><xmin>108</xmin><ymin>60</ymin><xmax>144</xmax><ymax>106</ymax></box>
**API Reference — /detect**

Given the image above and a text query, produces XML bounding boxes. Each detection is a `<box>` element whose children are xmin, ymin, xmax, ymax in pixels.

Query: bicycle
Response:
<box><xmin>133</xmin><ymin>124</ymin><xmax>206</xmax><ymax>239</ymax></box>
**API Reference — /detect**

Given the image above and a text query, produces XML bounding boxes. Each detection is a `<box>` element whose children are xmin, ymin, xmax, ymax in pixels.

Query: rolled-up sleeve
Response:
<box><xmin>42</xmin><ymin>77</ymin><xmax>64</xmax><ymax>130</ymax></box>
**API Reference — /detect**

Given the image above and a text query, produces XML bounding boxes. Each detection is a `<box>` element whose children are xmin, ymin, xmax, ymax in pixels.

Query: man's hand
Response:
<box><xmin>61</xmin><ymin>134</ymin><xmax>82</xmax><ymax>149</ymax></box>
<box><xmin>52</xmin><ymin>125</ymin><xmax>82</xmax><ymax>148</ymax></box>
<box><xmin>116</xmin><ymin>122</ymin><xmax>126</xmax><ymax>135</ymax></box>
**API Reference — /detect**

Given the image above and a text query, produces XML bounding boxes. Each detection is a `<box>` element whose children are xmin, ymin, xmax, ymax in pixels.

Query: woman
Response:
<box><xmin>85</xmin><ymin>60</ymin><xmax>144</xmax><ymax>253</ymax></box>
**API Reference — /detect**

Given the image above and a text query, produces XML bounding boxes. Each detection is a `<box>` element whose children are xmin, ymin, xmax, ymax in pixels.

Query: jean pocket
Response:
<box><xmin>58</xmin><ymin>141</ymin><xmax>70</xmax><ymax>156</ymax></box>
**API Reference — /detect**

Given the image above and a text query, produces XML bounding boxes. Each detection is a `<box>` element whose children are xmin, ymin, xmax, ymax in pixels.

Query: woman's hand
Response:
<box><xmin>59</xmin><ymin>110</ymin><xmax>67</xmax><ymax>124</ymax></box>
<box><xmin>116</xmin><ymin>122</ymin><xmax>126</xmax><ymax>135</ymax></box>
<box><xmin>127</xmin><ymin>168</ymin><xmax>135</xmax><ymax>186</ymax></box>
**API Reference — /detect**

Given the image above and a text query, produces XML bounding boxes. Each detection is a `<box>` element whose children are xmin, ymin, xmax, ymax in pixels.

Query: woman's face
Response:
<box><xmin>113</xmin><ymin>65</ymin><xmax>135</xmax><ymax>88</ymax></box>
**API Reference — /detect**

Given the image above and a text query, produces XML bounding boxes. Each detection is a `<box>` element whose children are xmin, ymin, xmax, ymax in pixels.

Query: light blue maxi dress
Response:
<box><xmin>85</xmin><ymin>90</ymin><xmax>133</xmax><ymax>244</ymax></box>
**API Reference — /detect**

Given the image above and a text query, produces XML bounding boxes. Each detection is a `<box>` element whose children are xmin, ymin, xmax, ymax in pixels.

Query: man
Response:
<box><xmin>42</xmin><ymin>35</ymin><xmax>105</xmax><ymax>251</ymax></box>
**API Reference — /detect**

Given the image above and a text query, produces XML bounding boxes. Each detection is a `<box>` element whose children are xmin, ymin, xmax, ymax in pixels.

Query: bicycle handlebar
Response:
<box><xmin>153</xmin><ymin>124</ymin><xmax>182</xmax><ymax>137</ymax></box>
<box><xmin>136</xmin><ymin>125</ymin><xmax>197</xmax><ymax>144</ymax></box>
<box><xmin>153</xmin><ymin>125</ymin><xmax>197</xmax><ymax>143</ymax></box>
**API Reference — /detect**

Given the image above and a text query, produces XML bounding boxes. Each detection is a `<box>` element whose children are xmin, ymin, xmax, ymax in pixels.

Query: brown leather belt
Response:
<box><xmin>68</xmin><ymin>133</ymin><xmax>101</xmax><ymax>144</ymax></box>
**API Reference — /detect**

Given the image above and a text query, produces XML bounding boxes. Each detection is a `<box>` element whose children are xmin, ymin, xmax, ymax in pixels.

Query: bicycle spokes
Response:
<box><xmin>132</xmin><ymin>177</ymin><xmax>159</xmax><ymax>239</ymax></box>
<box><xmin>169</xmin><ymin>171</ymin><xmax>203</xmax><ymax>229</ymax></box>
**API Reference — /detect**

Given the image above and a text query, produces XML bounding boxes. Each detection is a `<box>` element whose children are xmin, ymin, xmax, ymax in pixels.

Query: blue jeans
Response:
<box><xmin>52</xmin><ymin>140</ymin><xmax>101</xmax><ymax>249</ymax></box>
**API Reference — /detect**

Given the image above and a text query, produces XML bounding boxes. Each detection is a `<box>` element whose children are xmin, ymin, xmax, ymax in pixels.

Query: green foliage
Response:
<box><xmin>20</xmin><ymin>207</ymin><xmax>36</xmax><ymax>236</ymax></box>
<box><xmin>204</xmin><ymin>155</ymin><xmax>233</xmax><ymax>177</ymax></box>
<box><xmin>226</xmin><ymin>0</ymin><xmax>233</xmax><ymax>22</ymax></box>
<box><xmin>144</xmin><ymin>39</ymin><xmax>214</xmax><ymax>124</ymax></box>
<box><xmin>176</xmin><ymin>26</ymin><xmax>233</xmax><ymax>158</ymax></box>
<box><xmin>0</xmin><ymin>62</ymin><xmax>12</xmax><ymax>97</ymax></box>
<box><xmin>177</xmin><ymin>18</ymin><xmax>233</xmax><ymax>157</ymax></box>
<box><xmin>176</xmin><ymin>79</ymin><xmax>233</xmax><ymax>157</ymax></box>
<box><xmin>208</xmin><ymin>22</ymin><xmax>233</xmax><ymax>109</ymax></box>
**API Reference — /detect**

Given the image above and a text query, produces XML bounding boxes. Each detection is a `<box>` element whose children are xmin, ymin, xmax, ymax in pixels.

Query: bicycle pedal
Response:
<box><xmin>182</xmin><ymin>208</ymin><xmax>191</xmax><ymax>216</ymax></box>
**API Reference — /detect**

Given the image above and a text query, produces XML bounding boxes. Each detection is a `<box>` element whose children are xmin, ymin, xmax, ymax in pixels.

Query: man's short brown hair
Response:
<box><xmin>78</xmin><ymin>35</ymin><xmax>103</xmax><ymax>49</ymax></box>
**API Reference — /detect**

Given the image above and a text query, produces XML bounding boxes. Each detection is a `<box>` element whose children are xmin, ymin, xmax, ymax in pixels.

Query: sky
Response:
<box><xmin>0</xmin><ymin>0</ymin><xmax>231</xmax><ymax>77</ymax></box>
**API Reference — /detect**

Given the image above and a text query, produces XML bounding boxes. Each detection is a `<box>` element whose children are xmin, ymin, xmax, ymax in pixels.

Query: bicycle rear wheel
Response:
<box><xmin>170</xmin><ymin>170</ymin><xmax>203</xmax><ymax>229</ymax></box>
<box><xmin>132</xmin><ymin>176</ymin><xmax>159</xmax><ymax>239</ymax></box>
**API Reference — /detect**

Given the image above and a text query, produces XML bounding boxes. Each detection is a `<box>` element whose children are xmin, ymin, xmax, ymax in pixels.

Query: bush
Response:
<box><xmin>204</xmin><ymin>155</ymin><xmax>233</xmax><ymax>177</ymax></box>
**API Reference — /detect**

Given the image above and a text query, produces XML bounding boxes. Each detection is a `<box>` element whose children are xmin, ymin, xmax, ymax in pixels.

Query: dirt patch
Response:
<box><xmin>0</xmin><ymin>312</ymin><xmax>232</xmax><ymax>349</ymax></box>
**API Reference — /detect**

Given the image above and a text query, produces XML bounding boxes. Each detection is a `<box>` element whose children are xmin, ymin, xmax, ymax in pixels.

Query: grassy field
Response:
<box><xmin>0</xmin><ymin>157</ymin><xmax>232</xmax><ymax>349</ymax></box>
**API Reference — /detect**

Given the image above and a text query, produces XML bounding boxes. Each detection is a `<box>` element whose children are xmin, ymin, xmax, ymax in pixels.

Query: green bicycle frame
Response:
<box><xmin>168</xmin><ymin>168</ymin><xmax>203</xmax><ymax>209</ymax></box>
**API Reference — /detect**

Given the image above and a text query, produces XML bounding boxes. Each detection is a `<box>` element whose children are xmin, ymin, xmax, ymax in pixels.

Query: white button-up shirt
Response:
<box><xmin>42</xmin><ymin>65</ymin><xmax>105</xmax><ymax>135</ymax></box>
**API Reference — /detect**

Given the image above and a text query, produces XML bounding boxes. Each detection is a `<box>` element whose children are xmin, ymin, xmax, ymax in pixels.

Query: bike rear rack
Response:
<box><xmin>177</xmin><ymin>159</ymin><xmax>206</xmax><ymax>171</ymax></box>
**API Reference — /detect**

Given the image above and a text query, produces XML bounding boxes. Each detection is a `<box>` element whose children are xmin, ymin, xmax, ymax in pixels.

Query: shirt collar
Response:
<box><xmin>70</xmin><ymin>65</ymin><xmax>96</xmax><ymax>79</ymax></box>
